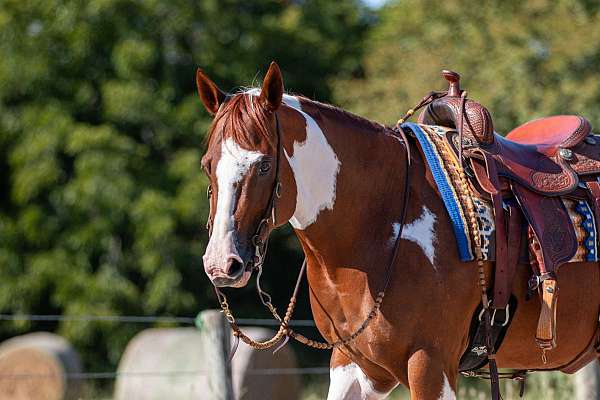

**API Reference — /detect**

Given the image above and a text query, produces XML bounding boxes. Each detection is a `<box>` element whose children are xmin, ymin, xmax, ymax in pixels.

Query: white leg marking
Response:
<box><xmin>438</xmin><ymin>373</ymin><xmax>456</xmax><ymax>400</ymax></box>
<box><xmin>281</xmin><ymin>94</ymin><xmax>340</xmax><ymax>229</ymax></box>
<box><xmin>398</xmin><ymin>205</ymin><xmax>437</xmax><ymax>266</ymax></box>
<box><xmin>327</xmin><ymin>363</ymin><xmax>391</xmax><ymax>400</ymax></box>
<box><xmin>203</xmin><ymin>138</ymin><xmax>263</xmax><ymax>267</ymax></box>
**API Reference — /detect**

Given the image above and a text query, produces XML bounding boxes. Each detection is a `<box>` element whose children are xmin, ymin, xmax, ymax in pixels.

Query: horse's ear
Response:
<box><xmin>196</xmin><ymin>68</ymin><xmax>226</xmax><ymax>115</ymax></box>
<box><xmin>260</xmin><ymin>62</ymin><xmax>283</xmax><ymax>111</ymax></box>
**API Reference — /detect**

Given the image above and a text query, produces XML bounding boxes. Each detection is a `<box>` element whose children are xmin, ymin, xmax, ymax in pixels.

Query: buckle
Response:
<box><xmin>491</xmin><ymin>305</ymin><xmax>510</xmax><ymax>327</ymax></box>
<box><xmin>478</xmin><ymin>301</ymin><xmax>510</xmax><ymax>327</ymax></box>
<box><xmin>528</xmin><ymin>275</ymin><xmax>541</xmax><ymax>291</ymax></box>
<box><xmin>478</xmin><ymin>300</ymin><xmax>492</xmax><ymax>321</ymax></box>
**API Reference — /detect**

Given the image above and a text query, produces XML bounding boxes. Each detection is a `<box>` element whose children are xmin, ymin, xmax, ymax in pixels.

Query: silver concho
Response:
<box><xmin>471</xmin><ymin>346</ymin><xmax>488</xmax><ymax>356</ymax></box>
<box><xmin>559</xmin><ymin>148</ymin><xmax>573</xmax><ymax>160</ymax></box>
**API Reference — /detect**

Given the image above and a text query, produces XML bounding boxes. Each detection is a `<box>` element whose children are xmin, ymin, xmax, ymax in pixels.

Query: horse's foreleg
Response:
<box><xmin>326</xmin><ymin>350</ymin><xmax>394</xmax><ymax>400</ymax></box>
<box><xmin>407</xmin><ymin>349</ymin><xmax>457</xmax><ymax>400</ymax></box>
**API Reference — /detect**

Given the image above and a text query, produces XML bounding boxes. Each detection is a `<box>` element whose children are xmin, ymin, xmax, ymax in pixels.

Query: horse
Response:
<box><xmin>197</xmin><ymin>61</ymin><xmax>600</xmax><ymax>399</ymax></box>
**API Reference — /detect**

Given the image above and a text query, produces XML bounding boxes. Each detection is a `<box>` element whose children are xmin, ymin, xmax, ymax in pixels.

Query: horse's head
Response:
<box><xmin>197</xmin><ymin>62</ymin><xmax>287</xmax><ymax>288</ymax></box>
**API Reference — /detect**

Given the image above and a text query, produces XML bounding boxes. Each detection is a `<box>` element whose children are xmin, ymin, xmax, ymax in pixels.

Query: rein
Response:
<box><xmin>206</xmin><ymin>108</ymin><xmax>413</xmax><ymax>355</ymax></box>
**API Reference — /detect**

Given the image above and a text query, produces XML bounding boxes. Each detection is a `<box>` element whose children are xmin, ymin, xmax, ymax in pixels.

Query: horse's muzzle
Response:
<box><xmin>205</xmin><ymin>255</ymin><xmax>253</xmax><ymax>288</ymax></box>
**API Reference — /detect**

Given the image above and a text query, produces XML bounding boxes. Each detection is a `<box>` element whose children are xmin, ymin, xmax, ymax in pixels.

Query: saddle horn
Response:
<box><xmin>418</xmin><ymin>70</ymin><xmax>495</xmax><ymax>146</ymax></box>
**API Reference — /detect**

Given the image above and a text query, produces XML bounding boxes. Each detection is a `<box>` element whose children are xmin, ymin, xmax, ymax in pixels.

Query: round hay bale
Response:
<box><xmin>114</xmin><ymin>327</ymin><xmax>300</xmax><ymax>400</ymax></box>
<box><xmin>0</xmin><ymin>332</ymin><xmax>82</xmax><ymax>400</ymax></box>
<box><xmin>231</xmin><ymin>327</ymin><xmax>300</xmax><ymax>400</ymax></box>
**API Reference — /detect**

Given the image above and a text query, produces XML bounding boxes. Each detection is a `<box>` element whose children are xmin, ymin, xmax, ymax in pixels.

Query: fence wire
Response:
<box><xmin>0</xmin><ymin>314</ymin><xmax>316</xmax><ymax>327</ymax></box>
<box><xmin>0</xmin><ymin>313</ymin><xmax>325</xmax><ymax>381</ymax></box>
<box><xmin>0</xmin><ymin>367</ymin><xmax>330</xmax><ymax>381</ymax></box>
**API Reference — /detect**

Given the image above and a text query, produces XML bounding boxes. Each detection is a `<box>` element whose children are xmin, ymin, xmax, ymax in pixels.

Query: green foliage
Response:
<box><xmin>335</xmin><ymin>0</ymin><xmax>600</xmax><ymax>133</ymax></box>
<box><xmin>0</xmin><ymin>0</ymin><xmax>370</xmax><ymax>371</ymax></box>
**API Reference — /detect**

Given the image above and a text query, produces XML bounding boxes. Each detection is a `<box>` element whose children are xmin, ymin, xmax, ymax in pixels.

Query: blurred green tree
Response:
<box><xmin>334</xmin><ymin>0</ymin><xmax>600</xmax><ymax>132</ymax></box>
<box><xmin>0</xmin><ymin>0</ymin><xmax>370</xmax><ymax>371</ymax></box>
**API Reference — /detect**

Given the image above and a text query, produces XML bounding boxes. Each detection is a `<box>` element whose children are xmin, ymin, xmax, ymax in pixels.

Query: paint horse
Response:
<box><xmin>198</xmin><ymin>62</ymin><xmax>600</xmax><ymax>399</ymax></box>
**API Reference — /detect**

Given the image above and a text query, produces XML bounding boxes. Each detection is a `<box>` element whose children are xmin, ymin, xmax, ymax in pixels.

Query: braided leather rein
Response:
<box><xmin>206</xmin><ymin>108</ymin><xmax>412</xmax><ymax>353</ymax></box>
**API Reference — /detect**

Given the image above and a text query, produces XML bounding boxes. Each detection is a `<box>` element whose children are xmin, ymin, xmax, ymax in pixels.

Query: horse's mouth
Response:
<box><xmin>210</xmin><ymin>261</ymin><xmax>253</xmax><ymax>288</ymax></box>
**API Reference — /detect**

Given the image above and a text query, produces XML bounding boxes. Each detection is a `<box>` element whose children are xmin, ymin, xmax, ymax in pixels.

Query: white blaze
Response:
<box><xmin>282</xmin><ymin>94</ymin><xmax>341</xmax><ymax>229</ymax></box>
<box><xmin>203</xmin><ymin>138</ymin><xmax>264</xmax><ymax>267</ymax></box>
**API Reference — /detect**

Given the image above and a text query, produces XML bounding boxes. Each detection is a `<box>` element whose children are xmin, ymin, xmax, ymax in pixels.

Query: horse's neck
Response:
<box><xmin>280</xmin><ymin>97</ymin><xmax>413</xmax><ymax>273</ymax></box>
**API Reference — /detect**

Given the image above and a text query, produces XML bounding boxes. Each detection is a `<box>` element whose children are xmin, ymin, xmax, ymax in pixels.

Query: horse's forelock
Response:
<box><xmin>206</xmin><ymin>90</ymin><xmax>276</xmax><ymax>151</ymax></box>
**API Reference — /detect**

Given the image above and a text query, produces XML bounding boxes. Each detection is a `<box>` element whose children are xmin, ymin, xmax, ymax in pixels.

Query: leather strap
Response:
<box><xmin>536</xmin><ymin>278</ymin><xmax>558</xmax><ymax>351</ymax></box>
<box><xmin>493</xmin><ymin>205</ymin><xmax>522</xmax><ymax>309</ymax></box>
<box><xmin>470</xmin><ymin>151</ymin><xmax>503</xmax><ymax>400</ymax></box>
<box><xmin>472</xmin><ymin>150</ymin><xmax>510</xmax><ymax>310</ymax></box>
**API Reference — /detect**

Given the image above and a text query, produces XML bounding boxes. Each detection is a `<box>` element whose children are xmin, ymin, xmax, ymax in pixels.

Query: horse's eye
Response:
<box><xmin>258</xmin><ymin>161</ymin><xmax>271</xmax><ymax>175</ymax></box>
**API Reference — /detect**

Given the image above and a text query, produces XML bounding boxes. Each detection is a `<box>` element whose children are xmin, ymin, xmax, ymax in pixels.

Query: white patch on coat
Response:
<box><xmin>327</xmin><ymin>363</ymin><xmax>392</xmax><ymax>400</ymax></box>
<box><xmin>399</xmin><ymin>205</ymin><xmax>437</xmax><ymax>266</ymax></box>
<box><xmin>438</xmin><ymin>373</ymin><xmax>456</xmax><ymax>400</ymax></box>
<box><xmin>389</xmin><ymin>222</ymin><xmax>401</xmax><ymax>247</ymax></box>
<box><xmin>281</xmin><ymin>94</ymin><xmax>340</xmax><ymax>229</ymax></box>
<box><xmin>245</xmin><ymin>90</ymin><xmax>340</xmax><ymax>229</ymax></box>
<box><xmin>202</xmin><ymin>138</ymin><xmax>264</xmax><ymax>268</ymax></box>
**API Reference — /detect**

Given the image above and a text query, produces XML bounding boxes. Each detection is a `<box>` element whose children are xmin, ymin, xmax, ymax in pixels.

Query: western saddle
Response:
<box><xmin>413</xmin><ymin>71</ymin><xmax>600</xmax><ymax>375</ymax></box>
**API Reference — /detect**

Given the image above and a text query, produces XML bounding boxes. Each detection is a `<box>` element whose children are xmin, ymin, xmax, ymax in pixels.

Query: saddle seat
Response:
<box><xmin>418</xmin><ymin>72</ymin><xmax>594</xmax><ymax>196</ymax></box>
<box><xmin>483</xmin><ymin>118</ymin><xmax>591</xmax><ymax>196</ymax></box>
<box><xmin>505</xmin><ymin>115</ymin><xmax>592</xmax><ymax>156</ymax></box>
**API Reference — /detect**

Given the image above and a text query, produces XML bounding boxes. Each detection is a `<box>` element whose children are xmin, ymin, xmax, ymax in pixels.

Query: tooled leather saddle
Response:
<box><xmin>417</xmin><ymin>71</ymin><xmax>600</xmax><ymax>373</ymax></box>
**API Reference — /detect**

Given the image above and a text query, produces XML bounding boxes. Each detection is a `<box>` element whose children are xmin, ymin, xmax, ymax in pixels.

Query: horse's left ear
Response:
<box><xmin>260</xmin><ymin>62</ymin><xmax>284</xmax><ymax>111</ymax></box>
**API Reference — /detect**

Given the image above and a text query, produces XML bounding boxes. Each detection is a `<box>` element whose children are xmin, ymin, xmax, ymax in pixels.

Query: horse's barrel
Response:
<box><xmin>0</xmin><ymin>332</ymin><xmax>82</xmax><ymax>400</ymax></box>
<box><xmin>114</xmin><ymin>327</ymin><xmax>300</xmax><ymax>400</ymax></box>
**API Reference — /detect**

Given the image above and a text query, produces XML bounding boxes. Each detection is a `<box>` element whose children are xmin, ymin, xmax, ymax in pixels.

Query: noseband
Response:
<box><xmin>205</xmin><ymin>107</ymin><xmax>413</xmax><ymax>356</ymax></box>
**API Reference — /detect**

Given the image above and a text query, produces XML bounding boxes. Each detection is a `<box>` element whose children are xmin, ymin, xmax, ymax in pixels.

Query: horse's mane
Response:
<box><xmin>207</xmin><ymin>91</ymin><xmax>276</xmax><ymax>149</ymax></box>
<box><xmin>206</xmin><ymin>89</ymin><xmax>387</xmax><ymax>148</ymax></box>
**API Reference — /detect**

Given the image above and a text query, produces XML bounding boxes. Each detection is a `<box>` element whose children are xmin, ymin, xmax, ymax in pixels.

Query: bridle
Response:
<box><xmin>205</xmin><ymin>104</ymin><xmax>413</xmax><ymax>357</ymax></box>
<box><xmin>206</xmin><ymin>112</ymin><xmax>286</xmax><ymax>322</ymax></box>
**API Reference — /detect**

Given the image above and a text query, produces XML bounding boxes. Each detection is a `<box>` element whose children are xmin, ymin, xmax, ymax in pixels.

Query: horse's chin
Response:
<box><xmin>212</xmin><ymin>269</ymin><xmax>252</xmax><ymax>288</ymax></box>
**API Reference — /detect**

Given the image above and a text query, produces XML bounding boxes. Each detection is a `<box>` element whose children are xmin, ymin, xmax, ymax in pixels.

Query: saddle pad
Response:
<box><xmin>559</xmin><ymin>199</ymin><xmax>597</xmax><ymax>263</ymax></box>
<box><xmin>404</xmin><ymin>123</ymin><xmax>598</xmax><ymax>264</ymax></box>
<box><xmin>403</xmin><ymin>122</ymin><xmax>475</xmax><ymax>261</ymax></box>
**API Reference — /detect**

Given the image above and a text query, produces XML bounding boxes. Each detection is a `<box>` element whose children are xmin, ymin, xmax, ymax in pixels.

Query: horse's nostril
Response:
<box><xmin>227</xmin><ymin>258</ymin><xmax>244</xmax><ymax>278</ymax></box>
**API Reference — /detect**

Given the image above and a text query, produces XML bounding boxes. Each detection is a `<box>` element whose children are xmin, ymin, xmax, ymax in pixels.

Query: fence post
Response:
<box><xmin>574</xmin><ymin>360</ymin><xmax>600</xmax><ymax>400</ymax></box>
<box><xmin>199</xmin><ymin>310</ymin><xmax>234</xmax><ymax>400</ymax></box>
